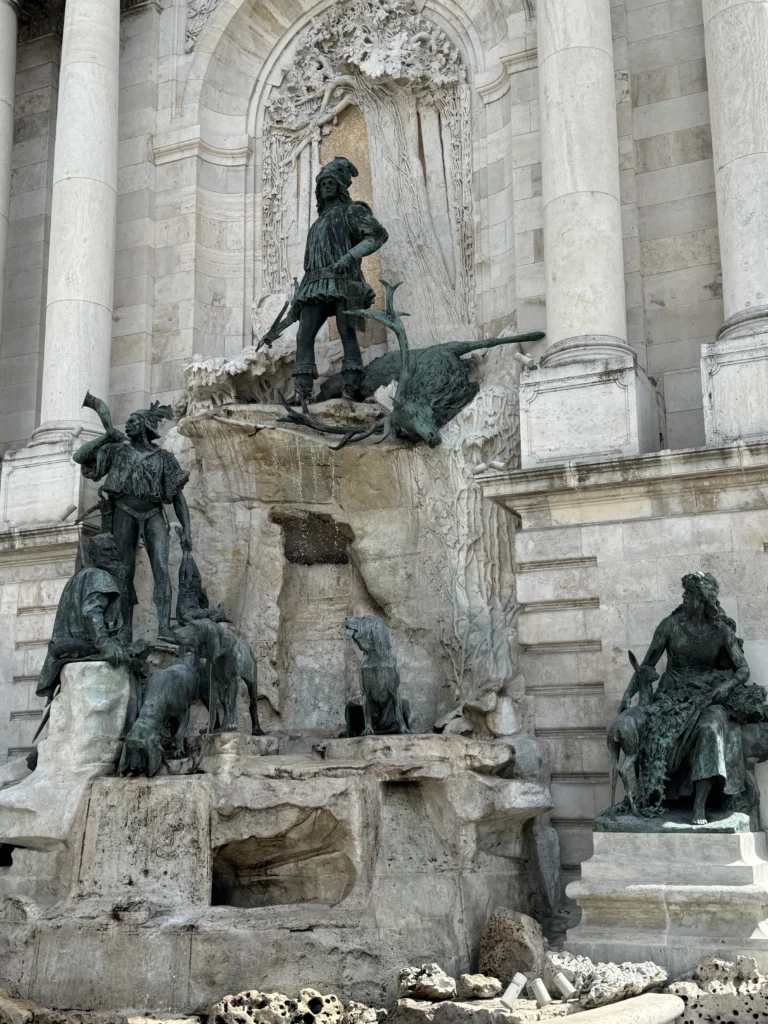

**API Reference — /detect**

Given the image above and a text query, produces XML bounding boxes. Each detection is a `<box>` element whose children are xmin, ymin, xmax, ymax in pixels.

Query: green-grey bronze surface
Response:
<box><xmin>73</xmin><ymin>392</ymin><xmax>192</xmax><ymax>642</ymax></box>
<box><xmin>594</xmin><ymin>809</ymin><xmax>752</xmax><ymax>833</ymax></box>
<box><xmin>604</xmin><ymin>572</ymin><xmax>768</xmax><ymax>829</ymax></box>
<box><xmin>174</xmin><ymin>617</ymin><xmax>263</xmax><ymax>736</ymax></box>
<box><xmin>261</xmin><ymin>156</ymin><xmax>388</xmax><ymax>402</ymax></box>
<box><xmin>119</xmin><ymin>652</ymin><xmax>207</xmax><ymax>776</ymax></box>
<box><xmin>36</xmin><ymin>533</ymin><xmax>127</xmax><ymax>701</ymax></box>
<box><xmin>345</xmin><ymin>616</ymin><xmax>410</xmax><ymax>736</ymax></box>
<box><xmin>283</xmin><ymin>281</ymin><xmax>545</xmax><ymax>447</ymax></box>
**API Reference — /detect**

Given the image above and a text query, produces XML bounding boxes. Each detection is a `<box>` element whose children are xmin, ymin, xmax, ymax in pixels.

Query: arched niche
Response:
<box><xmin>180</xmin><ymin>0</ymin><xmax>522</xmax><ymax>354</ymax></box>
<box><xmin>248</xmin><ymin>0</ymin><xmax>482</xmax><ymax>348</ymax></box>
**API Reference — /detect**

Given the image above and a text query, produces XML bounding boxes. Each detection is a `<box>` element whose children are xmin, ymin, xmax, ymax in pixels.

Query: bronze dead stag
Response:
<box><xmin>280</xmin><ymin>281</ymin><xmax>544</xmax><ymax>449</ymax></box>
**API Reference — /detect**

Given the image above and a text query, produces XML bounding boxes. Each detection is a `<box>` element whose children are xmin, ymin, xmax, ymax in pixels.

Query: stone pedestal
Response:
<box><xmin>0</xmin><ymin>733</ymin><xmax>551</xmax><ymax>1010</ymax></box>
<box><xmin>0</xmin><ymin>426</ymin><xmax>100</xmax><ymax>528</ymax></box>
<box><xmin>0</xmin><ymin>661</ymin><xmax>130</xmax><ymax>850</ymax></box>
<box><xmin>702</xmin><ymin>331</ymin><xmax>768</xmax><ymax>446</ymax></box>
<box><xmin>566</xmin><ymin>832</ymin><xmax>768</xmax><ymax>976</ymax></box>
<box><xmin>519</xmin><ymin>346</ymin><xmax>663</xmax><ymax>467</ymax></box>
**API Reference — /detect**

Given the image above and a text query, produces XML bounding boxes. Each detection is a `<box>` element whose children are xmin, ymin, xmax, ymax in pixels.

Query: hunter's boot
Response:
<box><xmin>341</xmin><ymin>367</ymin><xmax>364</xmax><ymax>402</ymax></box>
<box><xmin>287</xmin><ymin>373</ymin><xmax>314</xmax><ymax>406</ymax></box>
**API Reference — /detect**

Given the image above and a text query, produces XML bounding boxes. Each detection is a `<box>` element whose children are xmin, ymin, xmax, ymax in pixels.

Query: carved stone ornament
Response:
<box><xmin>17</xmin><ymin>0</ymin><xmax>64</xmax><ymax>41</ymax></box>
<box><xmin>260</xmin><ymin>0</ymin><xmax>475</xmax><ymax>332</ymax></box>
<box><xmin>186</xmin><ymin>0</ymin><xmax>220</xmax><ymax>52</ymax></box>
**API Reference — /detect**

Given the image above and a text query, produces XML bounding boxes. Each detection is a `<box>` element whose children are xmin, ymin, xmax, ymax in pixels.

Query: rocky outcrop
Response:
<box><xmin>398</xmin><ymin>966</ymin><xmax>457</xmax><ymax>1001</ymax></box>
<box><xmin>478</xmin><ymin>911</ymin><xmax>548</xmax><ymax>986</ymax></box>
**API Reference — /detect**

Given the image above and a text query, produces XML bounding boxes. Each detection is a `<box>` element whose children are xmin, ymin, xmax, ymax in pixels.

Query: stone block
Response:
<box><xmin>0</xmin><ymin>430</ymin><xmax>99</xmax><ymax>527</ymax></box>
<box><xmin>702</xmin><ymin>333</ymin><xmax>768</xmax><ymax>445</ymax></box>
<box><xmin>0</xmin><ymin>661</ymin><xmax>130</xmax><ymax>851</ymax></box>
<box><xmin>519</xmin><ymin>350</ymin><xmax>663</xmax><ymax>467</ymax></box>
<box><xmin>566</xmin><ymin>831</ymin><xmax>768</xmax><ymax>976</ymax></box>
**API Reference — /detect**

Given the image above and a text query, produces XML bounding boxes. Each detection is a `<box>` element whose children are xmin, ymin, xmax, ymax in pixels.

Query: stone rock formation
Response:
<box><xmin>665</xmin><ymin>955</ymin><xmax>768</xmax><ymax>1024</ymax></box>
<box><xmin>398</xmin><ymin>966</ymin><xmax>457</xmax><ymax>1001</ymax></box>
<box><xmin>454</xmin><ymin>978</ymin><xmax>501</xmax><ymax>1001</ymax></box>
<box><xmin>478</xmin><ymin>911</ymin><xmax>548</xmax><ymax>986</ymax></box>
<box><xmin>209</xmin><ymin>989</ymin><xmax>344</xmax><ymax>1024</ymax></box>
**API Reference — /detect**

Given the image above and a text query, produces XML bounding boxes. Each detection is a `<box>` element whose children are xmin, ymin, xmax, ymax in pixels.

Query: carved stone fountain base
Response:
<box><xmin>0</xmin><ymin>674</ymin><xmax>551</xmax><ymax>1011</ymax></box>
<box><xmin>566</xmin><ymin>831</ymin><xmax>768</xmax><ymax>976</ymax></box>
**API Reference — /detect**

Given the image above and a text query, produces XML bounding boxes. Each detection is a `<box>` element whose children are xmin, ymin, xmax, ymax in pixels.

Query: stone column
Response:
<box><xmin>39</xmin><ymin>0</ymin><xmax>119</xmax><ymax>427</ymax></box>
<box><xmin>518</xmin><ymin>0</ymin><xmax>662</xmax><ymax>468</ymax></box>
<box><xmin>538</xmin><ymin>0</ymin><xmax>626</xmax><ymax>359</ymax></box>
<box><xmin>0</xmin><ymin>0</ymin><xmax>119</xmax><ymax>527</ymax></box>
<box><xmin>0</xmin><ymin>0</ymin><xmax>19</xmax><ymax>346</ymax></box>
<box><xmin>701</xmin><ymin>0</ymin><xmax>768</xmax><ymax>446</ymax></box>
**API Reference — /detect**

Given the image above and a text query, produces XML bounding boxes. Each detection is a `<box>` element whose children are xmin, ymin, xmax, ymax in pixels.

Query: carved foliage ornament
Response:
<box><xmin>186</xmin><ymin>0</ymin><xmax>220</xmax><ymax>52</ymax></box>
<box><xmin>17</xmin><ymin>0</ymin><xmax>64</xmax><ymax>41</ymax></box>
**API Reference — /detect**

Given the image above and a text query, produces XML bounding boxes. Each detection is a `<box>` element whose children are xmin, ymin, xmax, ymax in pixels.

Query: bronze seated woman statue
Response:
<box><xmin>611</xmin><ymin>571</ymin><xmax>768</xmax><ymax>826</ymax></box>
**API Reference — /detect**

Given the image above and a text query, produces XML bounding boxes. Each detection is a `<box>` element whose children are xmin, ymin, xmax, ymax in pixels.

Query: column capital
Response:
<box><xmin>17</xmin><ymin>0</ymin><xmax>65</xmax><ymax>41</ymax></box>
<box><xmin>1</xmin><ymin>0</ymin><xmax>21</xmax><ymax>15</ymax></box>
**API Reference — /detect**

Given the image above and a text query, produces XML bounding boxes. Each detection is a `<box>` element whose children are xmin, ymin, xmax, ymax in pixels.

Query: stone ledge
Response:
<box><xmin>318</xmin><ymin>735</ymin><xmax>516</xmax><ymax>774</ymax></box>
<box><xmin>481</xmin><ymin>440</ymin><xmax>768</xmax><ymax>528</ymax></box>
<box><xmin>539</xmin><ymin>994</ymin><xmax>684</xmax><ymax>1024</ymax></box>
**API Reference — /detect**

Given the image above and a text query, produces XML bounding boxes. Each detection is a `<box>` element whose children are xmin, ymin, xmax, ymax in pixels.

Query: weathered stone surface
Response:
<box><xmin>209</xmin><ymin>989</ymin><xmax>343</xmax><ymax>1024</ymax></box>
<box><xmin>546</xmin><ymin>954</ymin><xmax>598</xmax><ymax>995</ymax></box>
<box><xmin>37</xmin><ymin>1014</ymin><xmax>130</xmax><ymax>1024</ymax></box>
<box><xmin>547</xmin><ymin>953</ymin><xmax>666</xmax><ymax>1010</ymax></box>
<box><xmin>0</xmin><ymin>663</ymin><xmax>131</xmax><ymax>851</ymax></box>
<box><xmin>455</xmin><ymin>977</ymin><xmax>502</xmax><ymax>1001</ymax></box>
<box><xmin>694</xmin><ymin>954</ymin><xmax>764</xmax><ymax>994</ymax></box>
<box><xmin>538</xmin><ymin>994</ymin><xmax>685</xmax><ymax>1024</ymax></box>
<box><xmin>669</xmin><ymin>981</ymin><xmax>768</xmax><ymax>1024</ymax></box>
<box><xmin>398</xmin><ymin>965</ymin><xmax>457</xmax><ymax>1001</ymax></box>
<box><xmin>339</xmin><ymin>1003</ymin><xmax>387</xmax><ymax>1024</ymax></box>
<box><xmin>389</xmin><ymin>999</ymin><xmax>523</xmax><ymax>1024</ymax></box>
<box><xmin>581</xmin><ymin>963</ymin><xmax>667</xmax><ymax>1010</ymax></box>
<box><xmin>478</xmin><ymin>910</ymin><xmax>548</xmax><ymax>986</ymax></box>
<box><xmin>0</xmin><ymin>760</ymin><xmax>30</xmax><ymax>793</ymax></box>
<box><xmin>0</xmin><ymin>991</ymin><xmax>37</xmax><ymax>1024</ymax></box>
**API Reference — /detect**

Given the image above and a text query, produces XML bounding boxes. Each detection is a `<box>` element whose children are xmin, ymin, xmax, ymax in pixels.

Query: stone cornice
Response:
<box><xmin>152</xmin><ymin>127</ymin><xmax>252</xmax><ymax>167</ymax></box>
<box><xmin>481</xmin><ymin>441</ymin><xmax>768</xmax><ymax>529</ymax></box>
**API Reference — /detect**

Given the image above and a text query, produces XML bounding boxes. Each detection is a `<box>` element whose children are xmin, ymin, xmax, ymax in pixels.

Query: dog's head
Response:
<box><xmin>119</xmin><ymin>719</ymin><xmax>164</xmax><ymax>777</ymax></box>
<box><xmin>345</xmin><ymin>616</ymin><xmax>392</xmax><ymax>658</ymax></box>
<box><xmin>174</xmin><ymin>618</ymin><xmax>219</xmax><ymax>659</ymax></box>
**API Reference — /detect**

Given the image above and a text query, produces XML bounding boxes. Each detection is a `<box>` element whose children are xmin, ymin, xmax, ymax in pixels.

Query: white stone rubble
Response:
<box><xmin>546</xmin><ymin>952</ymin><xmax>666</xmax><ymax>1009</ymax></box>
<box><xmin>398</xmin><ymin>966</ymin><xmax>457</xmax><ymax>1001</ymax></box>
<box><xmin>454</xmin><ymin>977</ymin><xmax>502</xmax><ymax>1001</ymax></box>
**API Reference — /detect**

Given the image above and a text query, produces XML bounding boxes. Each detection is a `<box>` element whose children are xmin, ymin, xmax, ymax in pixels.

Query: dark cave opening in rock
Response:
<box><xmin>270</xmin><ymin>510</ymin><xmax>353</xmax><ymax>566</ymax></box>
